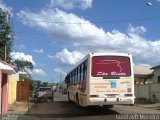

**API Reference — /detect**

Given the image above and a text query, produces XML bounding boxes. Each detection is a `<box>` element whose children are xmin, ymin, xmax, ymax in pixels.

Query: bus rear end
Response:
<box><xmin>88</xmin><ymin>53</ymin><xmax>134</xmax><ymax>107</ymax></box>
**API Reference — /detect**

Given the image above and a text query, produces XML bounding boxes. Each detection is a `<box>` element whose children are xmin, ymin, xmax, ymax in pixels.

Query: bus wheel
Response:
<box><xmin>76</xmin><ymin>93</ymin><xmax>80</xmax><ymax>107</ymax></box>
<box><xmin>68</xmin><ymin>92</ymin><xmax>71</xmax><ymax>102</ymax></box>
<box><xmin>103</xmin><ymin>105</ymin><xmax>114</xmax><ymax>108</ymax></box>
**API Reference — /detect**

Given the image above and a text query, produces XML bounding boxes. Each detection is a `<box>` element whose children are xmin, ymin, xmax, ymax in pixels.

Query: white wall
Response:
<box><xmin>151</xmin><ymin>83</ymin><xmax>160</xmax><ymax>100</ymax></box>
<box><xmin>11</xmin><ymin>73</ymin><xmax>19</xmax><ymax>81</ymax></box>
<box><xmin>135</xmin><ymin>84</ymin><xmax>151</xmax><ymax>100</ymax></box>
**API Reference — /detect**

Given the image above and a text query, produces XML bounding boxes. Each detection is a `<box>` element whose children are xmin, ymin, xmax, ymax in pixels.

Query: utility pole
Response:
<box><xmin>0</xmin><ymin>8</ymin><xmax>9</xmax><ymax>61</ymax></box>
<box><xmin>59</xmin><ymin>72</ymin><xmax>62</xmax><ymax>92</ymax></box>
<box><xmin>4</xmin><ymin>45</ymin><xmax>6</xmax><ymax>61</ymax></box>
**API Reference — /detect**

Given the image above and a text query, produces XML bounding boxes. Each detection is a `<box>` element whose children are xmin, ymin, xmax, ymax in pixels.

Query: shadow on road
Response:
<box><xmin>24</xmin><ymin>101</ymin><xmax>119</xmax><ymax>118</ymax></box>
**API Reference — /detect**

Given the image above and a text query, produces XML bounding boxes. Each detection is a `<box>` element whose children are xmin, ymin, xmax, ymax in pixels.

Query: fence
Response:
<box><xmin>135</xmin><ymin>84</ymin><xmax>160</xmax><ymax>103</ymax></box>
<box><xmin>135</xmin><ymin>84</ymin><xmax>151</xmax><ymax>101</ymax></box>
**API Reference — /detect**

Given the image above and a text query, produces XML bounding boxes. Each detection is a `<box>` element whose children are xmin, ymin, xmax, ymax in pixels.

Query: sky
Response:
<box><xmin>1</xmin><ymin>0</ymin><xmax>160</xmax><ymax>83</ymax></box>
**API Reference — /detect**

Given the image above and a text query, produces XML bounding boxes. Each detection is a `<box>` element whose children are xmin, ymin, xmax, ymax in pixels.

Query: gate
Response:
<box><xmin>17</xmin><ymin>80</ymin><xmax>30</xmax><ymax>101</ymax></box>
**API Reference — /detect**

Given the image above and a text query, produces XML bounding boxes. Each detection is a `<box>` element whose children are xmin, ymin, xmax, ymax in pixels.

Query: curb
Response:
<box><xmin>8</xmin><ymin>102</ymin><xmax>35</xmax><ymax>114</ymax></box>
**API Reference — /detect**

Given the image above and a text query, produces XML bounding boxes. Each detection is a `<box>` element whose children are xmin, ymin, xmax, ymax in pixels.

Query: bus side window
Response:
<box><xmin>81</xmin><ymin>64</ymin><xmax>84</xmax><ymax>81</ymax></box>
<box><xmin>83</xmin><ymin>61</ymin><xmax>87</xmax><ymax>80</ymax></box>
<box><xmin>83</xmin><ymin>61</ymin><xmax>85</xmax><ymax>80</ymax></box>
<box><xmin>68</xmin><ymin>75</ymin><xmax>70</xmax><ymax>83</ymax></box>
<box><xmin>76</xmin><ymin>68</ymin><xmax>78</xmax><ymax>83</ymax></box>
<box><xmin>70</xmin><ymin>72</ymin><xmax>72</xmax><ymax>83</ymax></box>
<box><xmin>74</xmin><ymin>69</ymin><xmax>76</xmax><ymax>83</ymax></box>
<box><xmin>71</xmin><ymin>72</ymin><xmax>73</xmax><ymax>83</ymax></box>
<box><xmin>73</xmin><ymin>71</ymin><xmax>75</xmax><ymax>83</ymax></box>
<box><xmin>68</xmin><ymin>74</ymin><xmax>70</xmax><ymax>83</ymax></box>
<box><xmin>78</xmin><ymin>65</ymin><xmax>81</xmax><ymax>81</ymax></box>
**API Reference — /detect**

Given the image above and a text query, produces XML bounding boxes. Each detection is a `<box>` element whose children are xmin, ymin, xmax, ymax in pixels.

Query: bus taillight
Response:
<box><xmin>124</xmin><ymin>94</ymin><xmax>133</xmax><ymax>97</ymax></box>
<box><xmin>90</xmin><ymin>95</ymin><xmax>99</xmax><ymax>97</ymax></box>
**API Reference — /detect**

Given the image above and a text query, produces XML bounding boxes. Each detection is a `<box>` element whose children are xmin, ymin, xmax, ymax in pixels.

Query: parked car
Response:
<box><xmin>34</xmin><ymin>87</ymin><xmax>54</xmax><ymax>102</ymax></box>
<box><xmin>33</xmin><ymin>88</ymin><xmax>39</xmax><ymax>98</ymax></box>
<box><xmin>62</xmin><ymin>88</ymin><xmax>67</xmax><ymax>94</ymax></box>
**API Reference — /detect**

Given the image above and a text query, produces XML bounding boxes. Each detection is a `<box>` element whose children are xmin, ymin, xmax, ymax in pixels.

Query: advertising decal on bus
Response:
<box><xmin>92</xmin><ymin>56</ymin><xmax>131</xmax><ymax>77</ymax></box>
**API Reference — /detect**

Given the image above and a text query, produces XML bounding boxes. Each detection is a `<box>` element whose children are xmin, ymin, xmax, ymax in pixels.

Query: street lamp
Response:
<box><xmin>146</xmin><ymin>2</ymin><xmax>152</xmax><ymax>7</ymax></box>
<box><xmin>146</xmin><ymin>1</ymin><xmax>160</xmax><ymax>13</ymax></box>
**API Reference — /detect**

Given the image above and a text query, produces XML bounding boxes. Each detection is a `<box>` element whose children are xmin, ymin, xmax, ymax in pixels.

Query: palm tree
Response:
<box><xmin>12</xmin><ymin>59</ymin><xmax>33</xmax><ymax>74</ymax></box>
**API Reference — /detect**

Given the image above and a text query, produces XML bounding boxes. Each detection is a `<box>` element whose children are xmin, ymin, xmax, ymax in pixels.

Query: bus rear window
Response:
<box><xmin>92</xmin><ymin>56</ymin><xmax>131</xmax><ymax>77</ymax></box>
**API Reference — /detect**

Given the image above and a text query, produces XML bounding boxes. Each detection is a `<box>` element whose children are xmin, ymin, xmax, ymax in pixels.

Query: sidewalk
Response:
<box><xmin>136</xmin><ymin>103</ymin><xmax>160</xmax><ymax>110</ymax></box>
<box><xmin>8</xmin><ymin>101</ymin><xmax>34</xmax><ymax>114</ymax></box>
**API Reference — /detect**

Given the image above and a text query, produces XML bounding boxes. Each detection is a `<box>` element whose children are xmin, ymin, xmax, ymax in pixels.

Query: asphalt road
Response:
<box><xmin>8</xmin><ymin>92</ymin><xmax>160</xmax><ymax>120</ymax></box>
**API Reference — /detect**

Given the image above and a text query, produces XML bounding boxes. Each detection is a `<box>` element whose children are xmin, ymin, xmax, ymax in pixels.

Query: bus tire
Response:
<box><xmin>130</xmin><ymin>104</ymin><xmax>134</xmax><ymax>106</ymax></box>
<box><xmin>103</xmin><ymin>105</ymin><xmax>114</xmax><ymax>108</ymax></box>
<box><xmin>68</xmin><ymin>92</ymin><xmax>71</xmax><ymax>102</ymax></box>
<box><xmin>50</xmin><ymin>97</ymin><xmax>53</xmax><ymax>102</ymax></box>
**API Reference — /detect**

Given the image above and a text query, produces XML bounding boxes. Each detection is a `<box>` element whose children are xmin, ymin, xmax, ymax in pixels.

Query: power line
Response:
<box><xmin>14</xmin><ymin>30</ymin><xmax>160</xmax><ymax>59</ymax></box>
<box><xmin>13</xmin><ymin>30</ymin><xmax>160</xmax><ymax>42</ymax></box>
<box><xmin>132</xmin><ymin>43</ymin><xmax>160</xmax><ymax>58</ymax></box>
<box><xmin>15</xmin><ymin>30</ymin><xmax>151</xmax><ymax>58</ymax></box>
<box><xmin>132</xmin><ymin>46</ymin><xmax>148</xmax><ymax>58</ymax></box>
<box><xmin>14</xmin><ymin>31</ymin><xmax>108</xmax><ymax>37</ymax></box>
<box><xmin>11</xmin><ymin>15</ymin><xmax>160</xmax><ymax>24</ymax></box>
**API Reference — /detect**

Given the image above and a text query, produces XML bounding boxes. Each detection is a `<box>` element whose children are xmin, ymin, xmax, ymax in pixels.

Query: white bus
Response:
<box><xmin>65</xmin><ymin>53</ymin><xmax>134</xmax><ymax>108</ymax></box>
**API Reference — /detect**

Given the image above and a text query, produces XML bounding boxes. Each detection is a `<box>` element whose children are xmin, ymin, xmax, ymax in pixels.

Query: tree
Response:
<box><xmin>0</xmin><ymin>8</ymin><xmax>14</xmax><ymax>63</ymax></box>
<box><xmin>41</xmin><ymin>82</ymin><xmax>49</xmax><ymax>87</ymax></box>
<box><xmin>29</xmin><ymin>79</ymin><xmax>36</xmax><ymax>91</ymax></box>
<box><xmin>12</xmin><ymin>59</ymin><xmax>34</xmax><ymax>76</ymax></box>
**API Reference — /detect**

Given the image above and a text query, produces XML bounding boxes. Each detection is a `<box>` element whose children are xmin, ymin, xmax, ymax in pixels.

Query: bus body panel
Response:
<box><xmin>87</xmin><ymin>77</ymin><xmax>134</xmax><ymax>106</ymax></box>
<box><xmin>87</xmin><ymin>53</ymin><xmax>134</xmax><ymax>106</ymax></box>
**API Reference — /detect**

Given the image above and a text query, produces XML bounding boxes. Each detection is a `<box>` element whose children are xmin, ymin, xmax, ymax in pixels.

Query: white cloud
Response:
<box><xmin>17</xmin><ymin>8</ymin><xmax>106</xmax><ymax>47</ymax></box>
<box><xmin>14</xmin><ymin>44</ymin><xmax>26</xmax><ymax>50</ymax></box>
<box><xmin>33</xmin><ymin>49</ymin><xmax>44</xmax><ymax>54</ymax></box>
<box><xmin>56</xmin><ymin>49</ymin><xmax>84</xmax><ymax>65</ymax></box>
<box><xmin>127</xmin><ymin>24</ymin><xmax>147</xmax><ymax>35</ymax></box>
<box><xmin>0</xmin><ymin>0</ymin><xmax>13</xmax><ymax>16</ymax></box>
<box><xmin>11</xmin><ymin>51</ymin><xmax>36</xmax><ymax>66</ymax></box>
<box><xmin>19</xmin><ymin>44</ymin><xmax>26</xmax><ymax>50</ymax></box>
<box><xmin>47</xmin><ymin>54</ymin><xmax>55</xmax><ymax>59</ymax></box>
<box><xmin>48</xmin><ymin>0</ymin><xmax>92</xmax><ymax>10</ymax></box>
<box><xmin>32</xmin><ymin>68</ymin><xmax>46</xmax><ymax>77</ymax></box>
<box><xmin>17</xmin><ymin>8</ymin><xmax>160</xmax><ymax>66</ymax></box>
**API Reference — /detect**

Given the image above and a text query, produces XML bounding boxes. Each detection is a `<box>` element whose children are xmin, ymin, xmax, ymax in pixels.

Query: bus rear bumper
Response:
<box><xmin>88</xmin><ymin>97</ymin><xmax>134</xmax><ymax>106</ymax></box>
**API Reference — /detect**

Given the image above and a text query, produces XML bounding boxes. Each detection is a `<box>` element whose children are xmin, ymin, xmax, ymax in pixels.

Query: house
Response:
<box><xmin>134</xmin><ymin>65</ymin><xmax>153</xmax><ymax>84</ymax></box>
<box><xmin>134</xmin><ymin>66</ymin><xmax>153</xmax><ymax>102</ymax></box>
<box><xmin>150</xmin><ymin>65</ymin><xmax>160</xmax><ymax>102</ymax></box>
<box><xmin>0</xmin><ymin>60</ymin><xmax>16</xmax><ymax>114</ymax></box>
